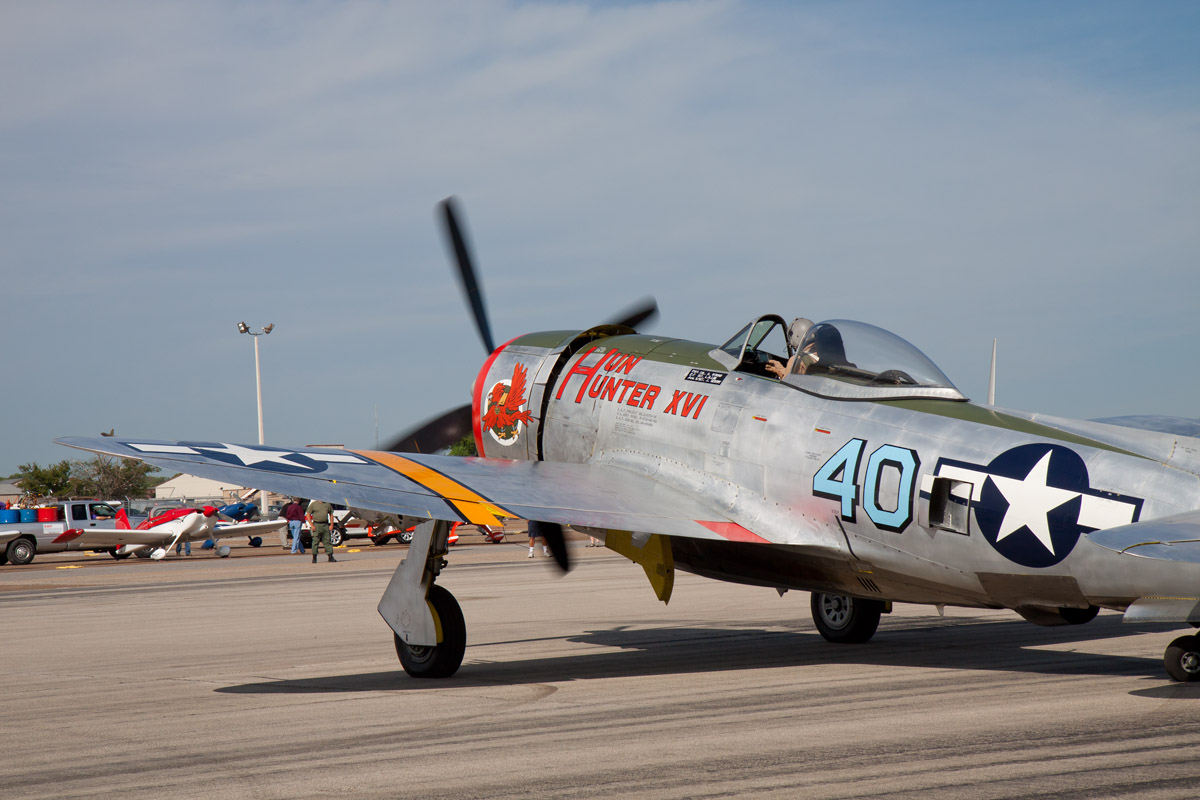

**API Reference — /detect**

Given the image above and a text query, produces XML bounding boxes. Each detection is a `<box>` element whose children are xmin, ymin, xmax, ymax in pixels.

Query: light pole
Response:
<box><xmin>237</xmin><ymin>322</ymin><xmax>274</xmax><ymax>523</ymax></box>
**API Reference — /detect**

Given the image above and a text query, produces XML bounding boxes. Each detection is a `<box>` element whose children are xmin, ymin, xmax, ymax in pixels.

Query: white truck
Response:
<box><xmin>0</xmin><ymin>501</ymin><xmax>125</xmax><ymax>565</ymax></box>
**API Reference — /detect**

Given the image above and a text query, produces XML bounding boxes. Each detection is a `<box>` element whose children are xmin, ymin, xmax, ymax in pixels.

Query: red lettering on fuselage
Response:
<box><xmin>627</xmin><ymin>382</ymin><xmax>647</xmax><ymax>406</ymax></box>
<box><xmin>554</xmin><ymin>348</ymin><xmax>706</xmax><ymax>421</ymax></box>
<box><xmin>663</xmin><ymin>389</ymin><xmax>686</xmax><ymax>415</ymax></box>
<box><xmin>663</xmin><ymin>389</ymin><xmax>708</xmax><ymax>418</ymax></box>
<box><xmin>555</xmin><ymin>345</ymin><xmax>602</xmax><ymax>404</ymax></box>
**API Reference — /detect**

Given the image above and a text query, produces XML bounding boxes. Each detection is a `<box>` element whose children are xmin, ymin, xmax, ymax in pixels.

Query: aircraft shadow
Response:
<box><xmin>216</xmin><ymin>613</ymin><xmax>1200</xmax><ymax>696</ymax></box>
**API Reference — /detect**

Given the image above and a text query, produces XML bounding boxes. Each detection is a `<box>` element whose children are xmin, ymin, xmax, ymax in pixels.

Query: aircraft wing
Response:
<box><xmin>50</xmin><ymin>529</ymin><xmax>173</xmax><ymax>549</ymax></box>
<box><xmin>1088</xmin><ymin>510</ymin><xmax>1200</xmax><ymax>564</ymax></box>
<box><xmin>55</xmin><ymin>437</ymin><xmax>763</xmax><ymax>543</ymax></box>
<box><xmin>1086</xmin><ymin>511</ymin><xmax>1200</xmax><ymax>623</ymax></box>
<box><xmin>213</xmin><ymin>519</ymin><xmax>287</xmax><ymax>540</ymax></box>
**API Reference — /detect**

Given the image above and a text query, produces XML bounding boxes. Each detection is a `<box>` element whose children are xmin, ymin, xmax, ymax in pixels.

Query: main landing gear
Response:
<box><xmin>1165</xmin><ymin>635</ymin><xmax>1200</xmax><ymax>682</ymax></box>
<box><xmin>810</xmin><ymin>592</ymin><xmax>885</xmax><ymax>644</ymax></box>
<box><xmin>394</xmin><ymin>584</ymin><xmax>466</xmax><ymax>678</ymax></box>
<box><xmin>378</xmin><ymin>519</ymin><xmax>467</xmax><ymax>678</ymax></box>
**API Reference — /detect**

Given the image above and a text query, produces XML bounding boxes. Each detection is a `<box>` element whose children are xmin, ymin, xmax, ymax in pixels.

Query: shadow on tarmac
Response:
<box><xmin>216</xmin><ymin>613</ymin><xmax>1200</xmax><ymax>696</ymax></box>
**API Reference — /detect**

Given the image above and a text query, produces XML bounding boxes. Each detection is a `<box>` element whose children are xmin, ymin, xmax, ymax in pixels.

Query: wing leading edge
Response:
<box><xmin>55</xmin><ymin>437</ymin><xmax>761</xmax><ymax>543</ymax></box>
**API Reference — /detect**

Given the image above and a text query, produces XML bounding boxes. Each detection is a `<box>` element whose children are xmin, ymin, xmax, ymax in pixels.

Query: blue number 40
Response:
<box><xmin>813</xmin><ymin>438</ymin><xmax>920</xmax><ymax>533</ymax></box>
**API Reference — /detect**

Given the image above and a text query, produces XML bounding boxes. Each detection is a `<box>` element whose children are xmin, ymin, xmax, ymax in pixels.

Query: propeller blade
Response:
<box><xmin>439</xmin><ymin>196</ymin><xmax>496</xmax><ymax>355</ymax></box>
<box><xmin>530</xmin><ymin>520</ymin><xmax>571</xmax><ymax>572</ymax></box>
<box><xmin>382</xmin><ymin>404</ymin><xmax>473</xmax><ymax>454</ymax></box>
<box><xmin>606</xmin><ymin>296</ymin><xmax>659</xmax><ymax>331</ymax></box>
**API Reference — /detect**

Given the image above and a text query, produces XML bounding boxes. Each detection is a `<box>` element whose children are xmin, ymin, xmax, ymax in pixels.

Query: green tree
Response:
<box><xmin>14</xmin><ymin>460</ymin><xmax>74</xmax><ymax>499</ymax></box>
<box><xmin>447</xmin><ymin>434</ymin><xmax>477</xmax><ymax>457</ymax></box>
<box><xmin>69</xmin><ymin>456</ymin><xmax>161</xmax><ymax>499</ymax></box>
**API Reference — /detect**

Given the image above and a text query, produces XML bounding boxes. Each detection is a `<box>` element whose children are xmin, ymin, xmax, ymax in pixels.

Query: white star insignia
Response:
<box><xmin>988</xmin><ymin>451</ymin><xmax>1080</xmax><ymax>555</ymax></box>
<box><xmin>198</xmin><ymin>443</ymin><xmax>311</xmax><ymax>469</ymax></box>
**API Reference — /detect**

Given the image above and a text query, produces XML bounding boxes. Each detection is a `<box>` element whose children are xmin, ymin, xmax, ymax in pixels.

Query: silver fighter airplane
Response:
<box><xmin>58</xmin><ymin>199</ymin><xmax>1200</xmax><ymax>682</ymax></box>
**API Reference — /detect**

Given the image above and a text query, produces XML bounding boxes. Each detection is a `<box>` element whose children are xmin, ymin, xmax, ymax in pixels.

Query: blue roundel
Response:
<box><xmin>974</xmin><ymin>444</ymin><xmax>1089</xmax><ymax>568</ymax></box>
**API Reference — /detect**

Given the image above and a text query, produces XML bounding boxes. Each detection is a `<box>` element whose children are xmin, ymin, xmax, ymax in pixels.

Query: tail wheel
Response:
<box><xmin>1165</xmin><ymin>635</ymin><xmax>1200</xmax><ymax>682</ymax></box>
<box><xmin>6</xmin><ymin>538</ymin><xmax>35</xmax><ymax>566</ymax></box>
<box><xmin>811</xmin><ymin>592</ymin><xmax>883</xmax><ymax>644</ymax></box>
<box><xmin>394</xmin><ymin>584</ymin><xmax>466</xmax><ymax>679</ymax></box>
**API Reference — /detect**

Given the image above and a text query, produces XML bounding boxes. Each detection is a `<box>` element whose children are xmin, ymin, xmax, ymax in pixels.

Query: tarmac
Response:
<box><xmin>3</xmin><ymin>533</ymin><xmax>1200</xmax><ymax>799</ymax></box>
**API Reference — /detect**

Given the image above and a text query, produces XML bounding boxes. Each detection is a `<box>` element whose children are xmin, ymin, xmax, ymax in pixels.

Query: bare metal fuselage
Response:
<box><xmin>476</xmin><ymin>329</ymin><xmax>1200</xmax><ymax>617</ymax></box>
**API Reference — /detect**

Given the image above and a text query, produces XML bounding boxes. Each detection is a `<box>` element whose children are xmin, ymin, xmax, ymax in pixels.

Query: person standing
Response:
<box><xmin>307</xmin><ymin>498</ymin><xmax>337</xmax><ymax>563</ymax></box>
<box><xmin>283</xmin><ymin>498</ymin><xmax>306</xmax><ymax>555</ymax></box>
<box><xmin>528</xmin><ymin>527</ymin><xmax>548</xmax><ymax>559</ymax></box>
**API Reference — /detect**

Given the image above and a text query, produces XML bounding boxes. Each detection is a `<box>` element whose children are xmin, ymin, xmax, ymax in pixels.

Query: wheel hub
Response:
<box><xmin>821</xmin><ymin>595</ymin><xmax>852</xmax><ymax>629</ymax></box>
<box><xmin>401</xmin><ymin>642</ymin><xmax>435</xmax><ymax>665</ymax></box>
<box><xmin>1182</xmin><ymin>650</ymin><xmax>1200</xmax><ymax>675</ymax></box>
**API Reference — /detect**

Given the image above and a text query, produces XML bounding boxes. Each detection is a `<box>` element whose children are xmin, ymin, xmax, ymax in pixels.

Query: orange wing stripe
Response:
<box><xmin>353</xmin><ymin>451</ymin><xmax>513</xmax><ymax>527</ymax></box>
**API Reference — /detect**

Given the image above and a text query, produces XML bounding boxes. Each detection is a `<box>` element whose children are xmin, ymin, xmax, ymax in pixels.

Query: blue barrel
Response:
<box><xmin>0</xmin><ymin>509</ymin><xmax>18</xmax><ymax>524</ymax></box>
<box><xmin>19</xmin><ymin>509</ymin><xmax>38</xmax><ymax>523</ymax></box>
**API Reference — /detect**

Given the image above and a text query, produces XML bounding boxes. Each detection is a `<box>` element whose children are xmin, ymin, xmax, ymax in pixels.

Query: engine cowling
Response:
<box><xmin>472</xmin><ymin>334</ymin><xmax>563</xmax><ymax>460</ymax></box>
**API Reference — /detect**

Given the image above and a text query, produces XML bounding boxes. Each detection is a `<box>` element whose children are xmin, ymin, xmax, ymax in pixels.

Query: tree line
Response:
<box><xmin>8</xmin><ymin>457</ymin><xmax>169</xmax><ymax>503</ymax></box>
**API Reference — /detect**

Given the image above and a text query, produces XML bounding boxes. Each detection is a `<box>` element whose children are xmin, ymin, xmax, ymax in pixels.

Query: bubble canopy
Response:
<box><xmin>711</xmin><ymin>316</ymin><xmax>966</xmax><ymax>401</ymax></box>
<box><xmin>789</xmin><ymin>319</ymin><xmax>965</xmax><ymax>400</ymax></box>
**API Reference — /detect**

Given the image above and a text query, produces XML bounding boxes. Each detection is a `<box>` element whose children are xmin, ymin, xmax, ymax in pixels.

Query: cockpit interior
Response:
<box><xmin>711</xmin><ymin>316</ymin><xmax>966</xmax><ymax>402</ymax></box>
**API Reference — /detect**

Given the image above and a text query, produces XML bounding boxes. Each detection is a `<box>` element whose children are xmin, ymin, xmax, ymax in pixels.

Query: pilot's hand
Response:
<box><xmin>765</xmin><ymin>360</ymin><xmax>785</xmax><ymax>378</ymax></box>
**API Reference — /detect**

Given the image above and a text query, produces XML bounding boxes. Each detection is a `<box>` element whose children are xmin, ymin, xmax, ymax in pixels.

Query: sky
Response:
<box><xmin>2</xmin><ymin>0</ymin><xmax>1198</xmax><ymax>477</ymax></box>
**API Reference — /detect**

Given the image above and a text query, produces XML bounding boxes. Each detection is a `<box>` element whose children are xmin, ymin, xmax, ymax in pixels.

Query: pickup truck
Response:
<box><xmin>0</xmin><ymin>501</ymin><xmax>125</xmax><ymax>565</ymax></box>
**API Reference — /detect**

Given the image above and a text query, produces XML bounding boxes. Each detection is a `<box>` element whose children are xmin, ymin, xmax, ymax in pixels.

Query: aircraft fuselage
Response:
<box><xmin>475</xmin><ymin>330</ymin><xmax>1200</xmax><ymax>616</ymax></box>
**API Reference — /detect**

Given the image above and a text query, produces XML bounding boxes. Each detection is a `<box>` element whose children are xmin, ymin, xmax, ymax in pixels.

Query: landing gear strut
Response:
<box><xmin>811</xmin><ymin>592</ymin><xmax>884</xmax><ymax>644</ymax></box>
<box><xmin>378</xmin><ymin>519</ymin><xmax>467</xmax><ymax>678</ymax></box>
<box><xmin>1165</xmin><ymin>635</ymin><xmax>1200</xmax><ymax>682</ymax></box>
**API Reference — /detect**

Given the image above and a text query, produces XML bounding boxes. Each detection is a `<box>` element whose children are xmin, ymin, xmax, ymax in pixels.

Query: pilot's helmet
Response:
<box><xmin>787</xmin><ymin>318</ymin><xmax>813</xmax><ymax>352</ymax></box>
<box><xmin>800</xmin><ymin>323</ymin><xmax>848</xmax><ymax>363</ymax></box>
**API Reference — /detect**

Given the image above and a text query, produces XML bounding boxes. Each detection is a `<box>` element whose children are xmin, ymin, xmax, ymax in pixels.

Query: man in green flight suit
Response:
<box><xmin>307</xmin><ymin>498</ymin><xmax>337</xmax><ymax>563</ymax></box>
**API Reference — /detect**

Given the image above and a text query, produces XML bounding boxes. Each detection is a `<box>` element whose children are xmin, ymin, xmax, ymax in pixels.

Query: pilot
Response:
<box><xmin>765</xmin><ymin>317</ymin><xmax>814</xmax><ymax>378</ymax></box>
<box><xmin>799</xmin><ymin>323</ymin><xmax>850</xmax><ymax>374</ymax></box>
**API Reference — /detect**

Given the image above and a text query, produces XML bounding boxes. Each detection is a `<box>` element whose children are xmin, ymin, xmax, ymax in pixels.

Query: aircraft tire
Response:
<box><xmin>811</xmin><ymin>592</ymin><xmax>883</xmax><ymax>644</ymax></box>
<box><xmin>394</xmin><ymin>584</ymin><xmax>466</xmax><ymax>679</ymax></box>
<box><xmin>371</xmin><ymin>535</ymin><xmax>392</xmax><ymax>546</ymax></box>
<box><xmin>134</xmin><ymin>549</ymin><xmax>152</xmax><ymax>559</ymax></box>
<box><xmin>1164</xmin><ymin>635</ymin><xmax>1200</xmax><ymax>682</ymax></box>
<box><xmin>6</xmin><ymin>538</ymin><xmax>35</xmax><ymax>566</ymax></box>
<box><xmin>248</xmin><ymin>537</ymin><xmax>262</xmax><ymax>548</ymax></box>
<box><xmin>110</xmin><ymin>550</ymin><xmax>131</xmax><ymax>560</ymax></box>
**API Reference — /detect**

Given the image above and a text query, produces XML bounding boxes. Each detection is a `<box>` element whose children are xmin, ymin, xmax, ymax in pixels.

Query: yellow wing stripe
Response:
<box><xmin>354</xmin><ymin>450</ymin><xmax>513</xmax><ymax>527</ymax></box>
